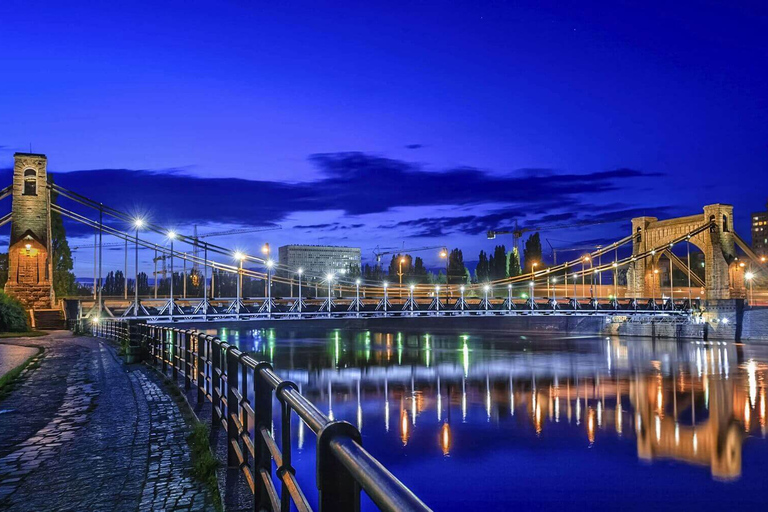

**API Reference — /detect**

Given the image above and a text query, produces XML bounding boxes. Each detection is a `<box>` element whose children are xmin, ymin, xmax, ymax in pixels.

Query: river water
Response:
<box><xmin>206</xmin><ymin>326</ymin><xmax>768</xmax><ymax>511</ymax></box>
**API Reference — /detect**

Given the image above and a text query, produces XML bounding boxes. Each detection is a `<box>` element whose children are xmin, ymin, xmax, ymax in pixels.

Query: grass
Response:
<box><xmin>0</xmin><ymin>345</ymin><xmax>44</xmax><ymax>401</ymax></box>
<box><xmin>187</xmin><ymin>422</ymin><xmax>223</xmax><ymax>511</ymax></box>
<box><xmin>0</xmin><ymin>331</ymin><xmax>47</xmax><ymax>339</ymax></box>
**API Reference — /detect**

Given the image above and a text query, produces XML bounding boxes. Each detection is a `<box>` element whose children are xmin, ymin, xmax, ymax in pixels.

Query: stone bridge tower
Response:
<box><xmin>4</xmin><ymin>153</ymin><xmax>54</xmax><ymax>309</ymax></box>
<box><xmin>626</xmin><ymin>203</ymin><xmax>741</xmax><ymax>301</ymax></box>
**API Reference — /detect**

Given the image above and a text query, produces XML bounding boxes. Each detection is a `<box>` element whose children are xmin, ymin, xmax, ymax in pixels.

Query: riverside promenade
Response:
<box><xmin>0</xmin><ymin>331</ymin><xmax>214</xmax><ymax>511</ymax></box>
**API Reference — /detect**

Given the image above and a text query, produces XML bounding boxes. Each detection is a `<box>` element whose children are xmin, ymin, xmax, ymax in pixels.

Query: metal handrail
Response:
<box><xmin>85</xmin><ymin>319</ymin><xmax>432</xmax><ymax>512</ymax></box>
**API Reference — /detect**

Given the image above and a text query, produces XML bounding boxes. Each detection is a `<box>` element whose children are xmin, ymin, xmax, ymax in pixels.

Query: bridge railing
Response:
<box><xmin>84</xmin><ymin>319</ymin><xmax>431</xmax><ymax>512</ymax></box>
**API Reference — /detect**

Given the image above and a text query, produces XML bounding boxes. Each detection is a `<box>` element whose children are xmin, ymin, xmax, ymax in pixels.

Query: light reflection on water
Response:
<box><xmin>211</xmin><ymin>327</ymin><xmax>768</xmax><ymax>511</ymax></box>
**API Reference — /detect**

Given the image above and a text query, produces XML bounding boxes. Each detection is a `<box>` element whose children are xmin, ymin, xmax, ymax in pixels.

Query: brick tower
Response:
<box><xmin>4</xmin><ymin>153</ymin><xmax>54</xmax><ymax>309</ymax></box>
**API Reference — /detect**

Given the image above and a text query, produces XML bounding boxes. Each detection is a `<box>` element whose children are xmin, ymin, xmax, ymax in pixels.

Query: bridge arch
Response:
<box><xmin>626</xmin><ymin>204</ymin><xmax>742</xmax><ymax>300</ymax></box>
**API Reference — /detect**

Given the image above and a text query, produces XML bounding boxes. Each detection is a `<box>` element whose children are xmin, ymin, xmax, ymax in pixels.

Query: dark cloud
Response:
<box><xmin>377</xmin><ymin>205</ymin><xmax>674</xmax><ymax>239</ymax></box>
<box><xmin>0</xmin><ymin>153</ymin><xmax>660</xmax><ymax>237</ymax></box>
<box><xmin>404</xmin><ymin>144</ymin><xmax>423</xmax><ymax>149</ymax></box>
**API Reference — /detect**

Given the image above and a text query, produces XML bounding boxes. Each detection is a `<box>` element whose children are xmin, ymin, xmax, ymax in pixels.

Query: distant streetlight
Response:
<box><xmin>326</xmin><ymin>272</ymin><xmax>334</xmax><ymax>317</ymax></box>
<box><xmin>439</xmin><ymin>248</ymin><xmax>449</xmax><ymax>296</ymax></box>
<box><xmin>168</xmin><ymin>231</ymin><xmax>176</xmax><ymax>319</ymax></box>
<box><xmin>235</xmin><ymin>251</ymin><xmax>246</xmax><ymax>316</ymax></box>
<box><xmin>297</xmin><ymin>268</ymin><xmax>304</xmax><ymax>312</ymax></box>
<box><xmin>435</xmin><ymin>285</ymin><xmax>440</xmax><ymax>313</ymax></box>
<box><xmin>266</xmin><ymin>259</ymin><xmax>274</xmax><ymax>316</ymax></box>
<box><xmin>483</xmin><ymin>284</ymin><xmax>490</xmax><ymax>313</ymax></box>
<box><xmin>529</xmin><ymin>281</ymin><xmax>535</xmax><ymax>311</ymax></box>
<box><xmin>399</xmin><ymin>257</ymin><xmax>406</xmax><ymax>297</ymax></box>
<box><xmin>745</xmin><ymin>271</ymin><xmax>754</xmax><ymax>304</ymax></box>
<box><xmin>133</xmin><ymin>218</ymin><xmax>143</xmax><ymax>316</ymax></box>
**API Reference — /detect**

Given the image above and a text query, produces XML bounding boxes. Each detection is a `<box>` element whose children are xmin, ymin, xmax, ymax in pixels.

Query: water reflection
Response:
<box><xmin>209</xmin><ymin>327</ymin><xmax>768</xmax><ymax>507</ymax></box>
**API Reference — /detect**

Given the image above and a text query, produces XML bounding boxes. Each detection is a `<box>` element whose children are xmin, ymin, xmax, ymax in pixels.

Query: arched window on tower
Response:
<box><xmin>709</xmin><ymin>215</ymin><xmax>716</xmax><ymax>232</ymax></box>
<box><xmin>722</xmin><ymin>214</ymin><xmax>729</xmax><ymax>232</ymax></box>
<box><xmin>635</xmin><ymin>227</ymin><xmax>642</xmax><ymax>243</ymax></box>
<box><xmin>23</xmin><ymin>169</ymin><xmax>37</xmax><ymax>196</ymax></box>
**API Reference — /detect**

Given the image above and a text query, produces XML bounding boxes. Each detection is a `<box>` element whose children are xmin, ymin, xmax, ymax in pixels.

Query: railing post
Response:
<box><xmin>211</xmin><ymin>339</ymin><xmax>221</xmax><ymax>428</ymax></box>
<box><xmin>316</xmin><ymin>421</ymin><xmax>362</xmax><ymax>512</ymax></box>
<box><xmin>226</xmin><ymin>345</ymin><xmax>239</xmax><ymax>467</ymax></box>
<box><xmin>276</xmin><ymin>381</ymin><xmax>298</xmax><ymax>512</ymax></box>
<box><xmin>162</xmin><ymin>328</ymin><xmax>168</xmax><ymax>374</ymax></box>
<box><xmin>196</xmin><ymin>332</ymin><xmax>205</xmax><ymax>404</ymax></box>
<box><xmin>184</xmin><ymin>330</ymin><xmax>192</xmax><ymax>390</ymax></box>
<box><xmin>172</xmin><ymin>329</ymin><xmax>179</xmax><ymax>381</ymax></box>
<box><xmin>253</xmin><ymin>362</ymin><xmax>274</xmax><ymax>511</ymax></box>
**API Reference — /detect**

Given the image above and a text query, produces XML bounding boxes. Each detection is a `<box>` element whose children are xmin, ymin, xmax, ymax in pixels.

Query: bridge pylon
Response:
<box><xmin>4</xmin><ymin>153</ymin><xmax>55</xmax><ymax>309</ymax></box>
<box><xmin>627</xmin><ymin>204</ymin><xmax>743</xmax><ymax>301</ymax></box>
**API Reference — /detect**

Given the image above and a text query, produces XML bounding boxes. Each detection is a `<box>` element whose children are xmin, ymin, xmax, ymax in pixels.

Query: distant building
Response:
<box><xmin>278</xmin><ymin>245</ymin><xmax>361</xmax><ymax>278</ymax></box>
<box><xmin>752</xmin><ymin>200</ymin><xmax>768</xmax><ymax>255</ymax></box>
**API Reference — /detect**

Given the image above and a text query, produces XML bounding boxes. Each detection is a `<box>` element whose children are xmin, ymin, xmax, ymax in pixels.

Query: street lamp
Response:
<box><xmin>529</xmin><ymin>281</ymin><xmax>535</xmax><ymax>311</ymax></box>
<box><xmin>261</xmin><ymin>243</ymin><xmax>270</xmax><ymax>296</ymax></box>
<box><xmin>235</xmin><ymin>251</ymin><xmax>245</xmax><ymax>317</ymax></box>
<box><xmin>439</xmin><ymin>248</ymin><xmax>449</xmax><ymax>297</ymax></box>
<box><xmin>326</xmin><ymin>272</ymin><xmax>334</xmax><ymax>317</ymax></box>
<box><xmin>551</xmin><ymin>277</ymin><xmax>557</xmax><ymax>301</ymax></box>
<box><xmin>653</xmin><ymin>268</ymin><xmax>659</xmax><ymax>306</ymax></box>
<box><xmin>355</xmin><ymin>278</ymin><xmax>361</xmax><ymax>316</ymax></box>
<box><xmin>397</xmin><ymin>257</ymin><xmax>407</xmax><ymax>298</ymax></box>
<box><xmin>297</xmin><ymin>268</ymin><xmax>303</xmax><ymax>312</ymax></box>
<box><xmin>483</xmin><ymin>284</ymin><xmax>490</xmax><ymax>313</ymax></box>
<box><xmin>582</xmin><ymin>255</ymin><xmax>590</xmax><ymax>298</ymax></box>
<box><xmin>132</xmin><ymin>218</ymin><xmax>144</xmax><ymax>316</ymax></box>
<box><xmin>266</xmin><ymin>259</ymin><xmax>274</xmax><ymax>316</ymax></box>
<box><xmin>435</xmin><ymin>285</ymin><xmax>440</xmax><ymax>313</ymax></box>
<box><xmin>745</xmin><ymin>271</ymin><xmax>754</xmax><ymax>304</ymax></box>
<box><xmin>167</xmin><ymin>231</ymin><xmax>177</xmax><ymax>319</ymax></box>
<box><xmin>409</xmin><ymin>284</ymin><xmax>415</xmax><ymax>314</ymax></box>
<box><xmin>460</xmin><ymin>285</ymin><xmax>466</xmax><ymax>311</ymax></box>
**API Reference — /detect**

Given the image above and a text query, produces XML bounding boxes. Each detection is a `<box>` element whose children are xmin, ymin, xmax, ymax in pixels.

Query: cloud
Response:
<box><xmin>0</xmin><ymin>152</ymin><xmax>660</xmax><ymax>239</ymax></box>
<box><xmin>404</xmin><ymin>144</ymin><xmax>423</xmax><ymax>149</ymax></box>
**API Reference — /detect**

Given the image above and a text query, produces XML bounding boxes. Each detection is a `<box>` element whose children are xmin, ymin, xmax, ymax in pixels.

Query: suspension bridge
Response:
<box><xmin>2</xmin><ymin>152</ymin><xmax>766</xmax><ymax>331</ymax></box>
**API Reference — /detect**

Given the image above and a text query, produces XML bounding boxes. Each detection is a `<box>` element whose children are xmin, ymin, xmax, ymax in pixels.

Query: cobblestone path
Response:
<box><xmin>0</xmin><ymin>332</ymin><xmax>215</xmax><ymax>511</ymax></box>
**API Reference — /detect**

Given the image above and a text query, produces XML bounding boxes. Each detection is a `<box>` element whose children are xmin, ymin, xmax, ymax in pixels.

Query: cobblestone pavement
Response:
<box><xmin>0</xmin><ymin>344</ymin><xmax>38</xmax><ymax>379</ymax></box>
<box><xmin>0</xmin><ymin>332</ymin><xmax>215</xmax><ymax>511</ymax></box>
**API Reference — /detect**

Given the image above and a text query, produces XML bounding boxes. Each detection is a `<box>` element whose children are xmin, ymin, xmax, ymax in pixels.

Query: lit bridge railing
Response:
<box><xmin>78</xmin><ymin>295</ymin><xmax>699</xmax><ymax>322</ymax></box>
<box><xmin>83</xmin><ymin>319</ymin><xmax>431</xmax><ymax>512</ymax></box>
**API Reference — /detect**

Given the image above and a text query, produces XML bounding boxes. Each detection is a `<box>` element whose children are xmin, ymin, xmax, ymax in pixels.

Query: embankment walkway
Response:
<box><xmin>0</xmin><ymin>331</ymin><xmax>214</xmax><ymax>511</ymax></box>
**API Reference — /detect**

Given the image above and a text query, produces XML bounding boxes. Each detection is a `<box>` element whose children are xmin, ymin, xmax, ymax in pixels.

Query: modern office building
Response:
<box><xmin>278</xmin><ymin>245</ymin><xmax>361</xmax><ymax>277</ymax></box>
<box><xmin>752</xmin><ymin>200</ymin><xmax>768</xmax><ymax>256</ymax></box>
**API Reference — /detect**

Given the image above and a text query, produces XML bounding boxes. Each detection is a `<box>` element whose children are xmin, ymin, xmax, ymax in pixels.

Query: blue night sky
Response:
<box><xmin>0</xmin><ymin>1</ymin><xmax>766</xmax><ymax>275</ymax></box>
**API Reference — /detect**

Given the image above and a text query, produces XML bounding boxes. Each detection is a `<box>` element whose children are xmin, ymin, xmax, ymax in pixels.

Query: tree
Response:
<box><xmin>508</xmin><ymin>247</ymin><xmax>521</xmax><ymax>277</ymax></box>
<box><xmin>49</xmin><ymin>175</ymin><xmax>77</xmax><ymax>298</ymax></box>
<box><xmin>523</xmin><ymin>233</ymin><xmax>544</xmax><ymax>273</ymax></box>
<box><xmin>446</xmin><ymin>249</ymin><xmax>467</xmax><ymax>285</ymax></box>
<box><xmin>475</xmin><ymin>250</ymin><xmax>490</xmax><ymax>283</ymax></box>
<box><xmin>412</xmin><ymin>257</ymin><xmax>428</xmax><ymax>284</ymax></box>
<box><xmin>491</xmin><ymin>245</ymin><xmax>507</xmax><ymax>281</ymax></box>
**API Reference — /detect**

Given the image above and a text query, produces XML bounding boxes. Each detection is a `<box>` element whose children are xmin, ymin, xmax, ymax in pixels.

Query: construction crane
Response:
<box><xmin>189</xmin><ymin>224</ymin><xmax>281</xmax><ymax>285</ymax></box>
<box><xmin>373</xmin><ymin>245</ymin><xmax>448</xmax><ymax>266</ymax></box>
<box><xmin>487</xmin><ymin>219</ymin><xmax>624</xmax><ymax>255</ymax></box>
<box><xmin>546</xmin><ymin>240</ymin><xmax>602</xmax><ymax>265</ymax></box>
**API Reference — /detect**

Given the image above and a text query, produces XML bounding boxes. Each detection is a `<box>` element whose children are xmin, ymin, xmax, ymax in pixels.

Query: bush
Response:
<box><xmin>0</xmin><ymin>291</ymin><xmax>29</xmax><ymax>332</ymax></box>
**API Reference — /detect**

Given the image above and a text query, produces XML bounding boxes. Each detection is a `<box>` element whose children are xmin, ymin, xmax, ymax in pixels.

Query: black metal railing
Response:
<box><xmin>85</xmin><ymin>319</ymin><xmax>431</xmax><ymax>512</ymax></box>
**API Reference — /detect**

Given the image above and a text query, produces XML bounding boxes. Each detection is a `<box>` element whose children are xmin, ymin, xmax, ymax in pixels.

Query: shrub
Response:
<box><xmin>0</xmin><ymin>291</ymin><xmax>29</xmax><ymax>332</ymax></box>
